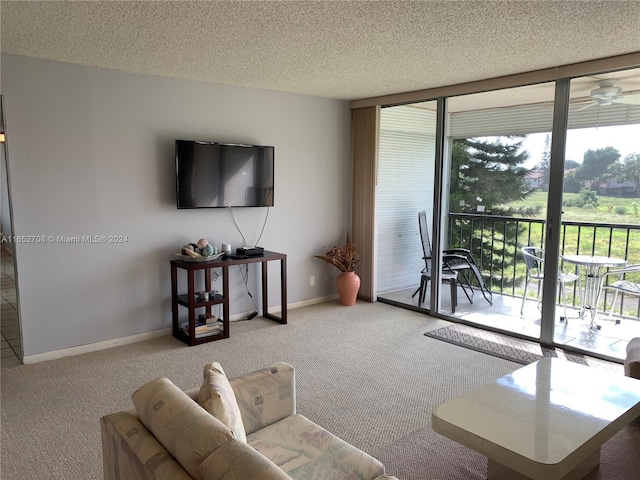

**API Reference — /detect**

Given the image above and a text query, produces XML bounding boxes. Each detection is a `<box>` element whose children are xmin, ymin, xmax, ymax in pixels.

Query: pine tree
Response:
<box><xmin>538</xmin><ymin>134</ymin><xmax>551</xmax><ymax>190</ymax></box>
<box><xmin>449</xmin><ymin>135</ymin><xmax>538</xmax><ymax>290</ymax></box>
<box><xmin>450</xmin><ymin>136</ymin><xmax>536</xmax><ymax>215</ymax></box>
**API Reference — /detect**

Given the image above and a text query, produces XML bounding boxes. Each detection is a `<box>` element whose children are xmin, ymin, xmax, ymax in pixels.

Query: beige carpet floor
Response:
<box><xmin>1</xmin><ymin>300</ymin><xmax>638</xmax><ymax>479</ymax></box>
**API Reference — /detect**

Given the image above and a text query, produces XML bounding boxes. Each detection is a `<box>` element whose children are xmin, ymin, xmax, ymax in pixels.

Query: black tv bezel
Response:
<box><xmin>175</xmin><ymin>139</ymin><xmax>275</xmax><ymax>209</ymax></box>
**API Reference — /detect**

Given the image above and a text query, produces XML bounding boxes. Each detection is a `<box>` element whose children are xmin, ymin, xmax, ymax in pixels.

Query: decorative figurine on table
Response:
<box><xmin>180</xmin><ymin>238</ymin><xmax>219</xmax><ymax>259</ymax></box>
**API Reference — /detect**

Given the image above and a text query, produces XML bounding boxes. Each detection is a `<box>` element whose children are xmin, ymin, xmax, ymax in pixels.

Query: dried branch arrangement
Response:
<box><xmin>314</xmin><ymin>234</ymin><xmax>360</xmax><ymax>273</ymax></box>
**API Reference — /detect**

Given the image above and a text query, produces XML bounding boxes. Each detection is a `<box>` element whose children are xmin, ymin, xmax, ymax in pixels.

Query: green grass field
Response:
<box><xmin>507</xmin><ymin>191</ymin><xmax>640</xmax><ymax>286</ymax></box>
<box><xmin>464</xmin><ymin>190</ymin><xmax>640</xmax><ymax>264</ymax></box>
<box><xmin>508</xmin><ymin>191</ymin><xmax>640</xmax><ymax>224</ymax></box>
<box><xmin>459</xmin><ymin>191</ymin><xmax>640</xmax><ymax>316</ymax></box>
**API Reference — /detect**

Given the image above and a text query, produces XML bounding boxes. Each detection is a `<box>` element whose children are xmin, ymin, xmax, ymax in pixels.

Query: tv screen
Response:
<box><xmin>176</xmin><ymin>140</ymin><xmax>274</xmax><ymax>208</ymax></box>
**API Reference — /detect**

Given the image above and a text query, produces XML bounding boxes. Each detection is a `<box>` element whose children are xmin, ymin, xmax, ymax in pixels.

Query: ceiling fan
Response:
<box><xmin>573</xmin><ymin>79</ymin><xmax>640</xmax><ymax>111</ymax></box>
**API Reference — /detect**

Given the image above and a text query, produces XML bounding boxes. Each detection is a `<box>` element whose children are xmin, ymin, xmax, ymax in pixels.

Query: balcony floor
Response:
<box><xmin>378</xmin><ymin>284</ymin><xmax>640</xmax><ymax>363</ymax></box>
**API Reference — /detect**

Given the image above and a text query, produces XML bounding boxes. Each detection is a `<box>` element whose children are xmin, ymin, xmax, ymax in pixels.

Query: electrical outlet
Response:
<box><xmin>310</xmin><ymin>275</ymin><xmax>315</xmax><ymax>286</ymax></box>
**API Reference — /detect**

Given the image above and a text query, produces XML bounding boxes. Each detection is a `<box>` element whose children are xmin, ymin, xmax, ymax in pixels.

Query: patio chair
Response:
<box><xmin>520</xmin><ymin>246</ymin><xmax>579</xmax><ymax>320</ymax></box>
<box><xmin>412</xmin><ymin>210</ymin><xmax>492</xmax><ymax>306</ymax></box>
<box><xmin>596</xmin><ymin>264</ymin><xmax>640</xmax><ymax>324</ymax></box>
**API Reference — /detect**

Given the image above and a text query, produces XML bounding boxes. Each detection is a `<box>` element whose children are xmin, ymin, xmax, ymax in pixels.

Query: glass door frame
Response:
<box><xmin>538</xmin><ymin>78</ymin><xmax>570</xmax><ymax>345</ymax></box>
<box><xmin>427</xmin><ymin>90</ymin><xmax>569</xmax><ymax>338</ymax></box>
<box><xmin>428</xmin><ymin>98</ymin><xmax>448</xmax><ymax>314</ymax></box>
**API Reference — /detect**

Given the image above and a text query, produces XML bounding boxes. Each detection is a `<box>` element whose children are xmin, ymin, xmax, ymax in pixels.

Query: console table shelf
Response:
<box><xmin>171</xmin><ymin>251</ymin><xmax>287</xmax><ymax>346</ymax></box>
<box><xmin>175</xmin><ymin>293</ymin><xmax>224</xmax><ymax>308</ymax></box>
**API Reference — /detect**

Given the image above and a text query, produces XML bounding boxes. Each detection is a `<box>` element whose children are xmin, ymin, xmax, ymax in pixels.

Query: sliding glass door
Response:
<box><xmin>373</xmin><ymin>66</ymin><xmax>640</xmax><ymax>361</ymax></box>
<box><xmin>442</xmin><ymin>83</ymin><xmax>557</xmax><ymax>339</ymax></box>
<box><xmin>376</xmin><ymin>102</ymin><xmax>437</xmax><ymax>311</ymax></box>
<box><xmin>556</xmin><ymin>68</ymin><xmax>640</xmax><ymax>358</ymax></box>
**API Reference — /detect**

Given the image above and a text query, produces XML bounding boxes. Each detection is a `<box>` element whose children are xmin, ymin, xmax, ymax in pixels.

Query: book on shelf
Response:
<box><xmin>180</xmin><ymin>320</ymin><xmax>224</xmax><ymax>337</ymax></box>
<box><xmin>198</xmin><ymin>313</ymin><xmax>219</xmax><ymax>324</ymax></box>
<box><xmin>194</xmin><ymin>330</ymin><xmax>223</xmax><ymax>338</ymax></box>
<box><xmin>195</xmin><ymin>323</ymin><xmax>223</xmax><ymax>334</ymax></box>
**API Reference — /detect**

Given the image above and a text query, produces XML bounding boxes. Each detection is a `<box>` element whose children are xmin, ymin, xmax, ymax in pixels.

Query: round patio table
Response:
<box><xmin>562</xmin><ymin>254</ymin><xmax>627</xmax><ymax>330</ymax></box>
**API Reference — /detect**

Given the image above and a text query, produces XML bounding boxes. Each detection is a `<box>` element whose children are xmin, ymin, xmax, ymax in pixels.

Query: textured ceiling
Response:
<box><xmin>1</xmin><ymin>1</ymin><xmax>640</xmax><ymax>101</ymax></box>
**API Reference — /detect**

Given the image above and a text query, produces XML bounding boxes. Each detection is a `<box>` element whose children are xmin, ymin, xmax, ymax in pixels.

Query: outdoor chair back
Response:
<box><xmin>520</xmin><ymin>246</ymin><xmax>579</xmax><ymax>320</ymax></box>
<box><xmin>597</xmin><ymin>264</ymin><xmax>640</xmax><ymax>323</ymax></box>
<box><xmin>416</xmin><ymin>210</ymin><xmax>492</xmax><ymax>305</ymax></box>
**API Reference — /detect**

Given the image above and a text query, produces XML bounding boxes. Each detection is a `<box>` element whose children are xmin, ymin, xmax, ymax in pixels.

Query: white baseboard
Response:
<box><xmin>22</xmin><ymin>328</ymin><xmax>172</xmax><ymax>364</ymax></box>
<box><xmin>237</xmin><ymin>294</ymin><xmax>338</xmax><ymax>316</ymax></box>
<box><xmin>289</xmin><ymin>294</ymin><xmax>340</xmax><ymax>309</ymax></box>
<box><xmin>22</xmin><ymin>296</ymin><xmax>339</xmax><ymax>364</ymax></box>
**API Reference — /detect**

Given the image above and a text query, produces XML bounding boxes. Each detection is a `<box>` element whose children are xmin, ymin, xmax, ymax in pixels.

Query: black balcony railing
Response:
<box><xmin>448</xmin><ymin>213</ymin><xmax>640</xmax><ymax>319</ymax></box>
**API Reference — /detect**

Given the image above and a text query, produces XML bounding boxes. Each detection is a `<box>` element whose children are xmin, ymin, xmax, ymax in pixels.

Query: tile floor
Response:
<box><xmin>1</xmin><ymin>245</ymin><xmax>21</xmax><ymax>368</ymax></box>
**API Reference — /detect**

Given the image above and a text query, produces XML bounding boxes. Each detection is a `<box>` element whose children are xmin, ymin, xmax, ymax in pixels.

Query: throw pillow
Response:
<box><xmin>198</xmin><ymin>362</ymin><xmax>247</xmax><ymax>443</ymax></box>
<box><xmin>132</xmin><ymin>377</ymin><xmax>234</xmax><ymax>480</ymax></box>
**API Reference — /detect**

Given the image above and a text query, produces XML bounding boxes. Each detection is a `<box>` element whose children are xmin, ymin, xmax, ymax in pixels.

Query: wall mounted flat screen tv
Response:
<box><xmin>176</xmin><ymin>140</ymin><xmax>274</xmax><ymax>208</ymax></box>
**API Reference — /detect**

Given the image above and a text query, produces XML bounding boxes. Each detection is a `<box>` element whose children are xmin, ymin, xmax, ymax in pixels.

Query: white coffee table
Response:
<box><xmin>432</xmin><ymin>358</ymin><xmax>640</xmax><ymax>480</ymax></box>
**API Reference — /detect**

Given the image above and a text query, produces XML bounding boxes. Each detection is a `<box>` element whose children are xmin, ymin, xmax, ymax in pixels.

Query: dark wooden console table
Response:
<box><xmin>171</xmin><ymin>251</ymin><xmax>287</xmax><ymax>346</ymax></box>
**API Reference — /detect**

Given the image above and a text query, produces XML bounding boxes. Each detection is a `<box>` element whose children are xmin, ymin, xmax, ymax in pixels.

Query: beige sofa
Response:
<box><xmin>626</xmin><ymin>337</ymin><xmax>640</xmax><ymax>380</ymax></box>
<box><xmin>101</xmin><ymin>362</ymin><xmax>398</xmax><ymax>480</ymax></box>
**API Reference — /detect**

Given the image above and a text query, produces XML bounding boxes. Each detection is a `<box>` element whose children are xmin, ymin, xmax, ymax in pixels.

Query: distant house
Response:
<box><xmin>599</xmin><ymin>176</ymin><xmax>638</xmax><ymax>197</ymax></box>
<box><xmin>525</xmin><ymin>169</ymin><xmax>546</xmax><ymax>189</ymax></box>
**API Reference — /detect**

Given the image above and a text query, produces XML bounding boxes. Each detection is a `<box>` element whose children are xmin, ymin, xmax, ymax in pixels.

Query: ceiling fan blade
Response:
<box><xmin>574</xmin><ymin>101</ymin><xmax>597</xmax><ymax>112</ymax></box>
<box><xmin>613</xmin><ymin>93</ymin><xmax>640</xmax><ymax>105</ymax></box>
<box><xmin>543</xmin><ymin>98</ymin><xmax>590</xmax><ymax>108</ymax></box>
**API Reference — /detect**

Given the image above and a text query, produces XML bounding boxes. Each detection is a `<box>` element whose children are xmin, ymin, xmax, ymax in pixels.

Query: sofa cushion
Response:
<box><xmin>200</xmin><ymin>438</ymin><xmax>292</xmax><ymax>480</ymax></box>
<box><xmin>198</xmin><ymin>362</ymin><xmax>247</xmax><ymax>442</ymax></box>
<box><xmin>248</xmin><ymin>414</ymin><xmax>385</xmax><ymax>480</ymax></box>
<box><xmin>230</xmin><ymin>362</ymin><xmax>296</xmax><ymax>435</ymax></box>
<box><xmin>132</xmin><ymin>377</ymin><xmax>234</xmax><ymax>480</ymax></box>
<box><xmin>100</xmin><ymin>411</ymin><xmax>192</xmax><ymax>480</ymax></box>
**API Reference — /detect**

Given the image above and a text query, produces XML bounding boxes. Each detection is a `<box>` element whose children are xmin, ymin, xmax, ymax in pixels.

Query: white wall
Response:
<box><xmin>1</xmin><ymin>54</ymin><xmax>351</xmax><ymax>357</ymax></box>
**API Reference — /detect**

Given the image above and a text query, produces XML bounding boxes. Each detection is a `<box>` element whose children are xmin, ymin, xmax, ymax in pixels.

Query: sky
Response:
<box><xmin>522</xmin><ymin>124</ymin><xmax>640</xmax><ymax>169</ymax></box>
